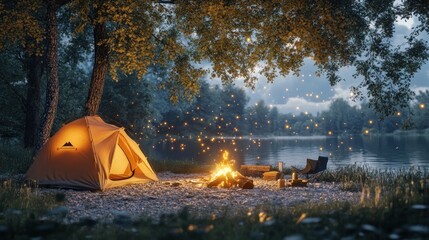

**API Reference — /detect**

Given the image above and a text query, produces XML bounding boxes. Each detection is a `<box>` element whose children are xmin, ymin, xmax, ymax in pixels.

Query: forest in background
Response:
<box><xmin>2</xmin><ymin>51</ymin><xmax>428</xmax><ymax>144</ymax></box>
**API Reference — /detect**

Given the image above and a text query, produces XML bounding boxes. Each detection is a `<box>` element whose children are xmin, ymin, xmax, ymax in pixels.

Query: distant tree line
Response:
<box><xmin>1</xmin><ymin>53</ymin><xmax>429</xmax><ymax>143</ymax></box>
<box><xmin>156</xmin><ymin>84</ymin><xmax>429</xmax><ymax>138</ymax></box>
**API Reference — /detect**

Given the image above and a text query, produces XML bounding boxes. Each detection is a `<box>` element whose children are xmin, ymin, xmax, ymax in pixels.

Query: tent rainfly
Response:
<box><xmin>26</xmin><ymin>115</ymin><xmax>158</xmax><ymax>191</ymax></box>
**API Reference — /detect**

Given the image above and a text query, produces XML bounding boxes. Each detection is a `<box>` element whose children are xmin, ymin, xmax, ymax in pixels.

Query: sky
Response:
<box><xmin>210</xmin><ymin>17</ymin><xmax>429</xmax><ymax>115</ymax></box>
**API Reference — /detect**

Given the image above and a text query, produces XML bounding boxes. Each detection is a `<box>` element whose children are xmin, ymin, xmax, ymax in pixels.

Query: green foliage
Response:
<box><xmin>321</xmin><ymin>99</ymin><xmax>363</xmax><ymax>135</ymax></box>
<box><xmin>245</xmin><ymin>100</ymin><xmax>271</xmax><ymax>135</ymax></box>
<box><xmin>0</xmin><ymin>0</ymin><xmax>45</xmax><ymax>56</ymax></box>
<box><xmin>174</xmin><ymin>0</ymin><xmax>429</xmax><ymax>117</ymax></box>
<box><xmin>0</xmin><ymin>143</ymin><xmax>32</xmax><ymax>174</ymax></box>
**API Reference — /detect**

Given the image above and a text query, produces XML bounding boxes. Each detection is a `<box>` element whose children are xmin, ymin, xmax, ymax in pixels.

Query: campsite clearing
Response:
<box><xmin>36</xmin><ymin>172</ymin><xmax>360</xmax><ymax>223</ymax></box>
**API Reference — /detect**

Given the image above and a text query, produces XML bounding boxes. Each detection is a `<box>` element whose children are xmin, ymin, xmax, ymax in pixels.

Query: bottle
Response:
<box><xmin>278</xmin><ymin>178</ymin><xmax>286</xmax><ymax>188</ymax></box>
<box><xmin>292</xmin><ymin>172</ymin><xmax>298</xmax><ymax>181</ymax></box>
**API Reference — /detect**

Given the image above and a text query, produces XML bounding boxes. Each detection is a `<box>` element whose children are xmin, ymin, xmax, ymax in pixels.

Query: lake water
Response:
<box><xmin>142</xmin><ymin>135</ymin><xmax>429</xmax><ymax>170</ymax></box>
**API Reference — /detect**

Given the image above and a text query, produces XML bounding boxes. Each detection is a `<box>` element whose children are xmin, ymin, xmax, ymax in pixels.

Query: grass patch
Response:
<box><xmin>0</xmin><ymin>143</ymin><xmax>32</xmax><ymax>175</ymax></box>
<box><xmin>0</xmin><ymin>179</ymin><xmax>58</xmax><ymax>239</ymax></box>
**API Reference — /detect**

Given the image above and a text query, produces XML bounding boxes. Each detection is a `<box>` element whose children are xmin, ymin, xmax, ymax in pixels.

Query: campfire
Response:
<box><xmin>207</xmin><ymin>151</ymin><xmax>254</xmax><ymax>189</ymax></box>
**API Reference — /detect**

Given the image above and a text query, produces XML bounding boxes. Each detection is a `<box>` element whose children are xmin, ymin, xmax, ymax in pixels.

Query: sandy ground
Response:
<box><xmin>35</xmin><ymin>172</ymin><xmax>360</xmax><ymax>223</ymax></box>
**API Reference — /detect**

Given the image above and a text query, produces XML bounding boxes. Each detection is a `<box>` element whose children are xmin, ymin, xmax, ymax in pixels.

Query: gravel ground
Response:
<box><xmin>36</xmin><ymin>172</ymin><xmax>360</xmax><ymax>223</ymax></box>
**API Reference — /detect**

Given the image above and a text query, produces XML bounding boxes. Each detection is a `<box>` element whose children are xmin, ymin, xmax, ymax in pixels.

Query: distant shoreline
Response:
<box><xmin>150</xmin><ymin>128</ymin><xmax>429</xmax><ymax>141</ymax></box>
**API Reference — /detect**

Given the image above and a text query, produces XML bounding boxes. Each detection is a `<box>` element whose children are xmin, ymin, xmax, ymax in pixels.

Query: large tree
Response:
<box><xmin>0</xmin><ymin>0</ymin><xmax>45</xmax><ymax>147</ymax></box>
<box><xmin>34</xmin><ymin>0</ymin><xmax>72</xmax><ymax>154</ymax></box>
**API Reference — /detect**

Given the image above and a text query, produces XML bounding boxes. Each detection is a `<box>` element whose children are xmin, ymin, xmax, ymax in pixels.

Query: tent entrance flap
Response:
<box><xmin>109</xmin><ymin>144</ymin><xmax>135</xmax><ymax>181</ymax></box>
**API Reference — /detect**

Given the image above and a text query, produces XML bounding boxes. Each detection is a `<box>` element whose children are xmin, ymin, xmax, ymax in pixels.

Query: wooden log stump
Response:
<box><xmin>262</xmin><ymin>171</ymin><xmax>282</xmax><ymax>181</ymax></box>
<box><xmin>240</xmin><ymin>165</ymin><xmax>272</xmax><ymax>177</ymax></box>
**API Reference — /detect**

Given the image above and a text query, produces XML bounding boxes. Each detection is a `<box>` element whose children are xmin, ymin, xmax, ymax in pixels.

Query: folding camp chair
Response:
<box><xmin>291</xmin><ymin>156</ymin><xmax>328</xmax><ymax>180</ymax></box>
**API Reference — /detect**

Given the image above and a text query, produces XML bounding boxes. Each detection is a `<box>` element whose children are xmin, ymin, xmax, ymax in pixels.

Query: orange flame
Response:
<box><xmin>211</xmin><ymin>151</ymin><xmax>237</xmax><ymax>187</ymax></box>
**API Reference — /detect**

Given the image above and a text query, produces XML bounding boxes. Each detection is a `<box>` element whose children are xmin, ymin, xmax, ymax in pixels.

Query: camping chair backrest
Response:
<box><xmin>314</xmin><ymin>156</ymin><xmax>328</xmax><ymax>172</ymax></box>
<box><xmin>306</xmin><ymin>159</ymin><xmax>319</xmax><ymax>173</ymax></box>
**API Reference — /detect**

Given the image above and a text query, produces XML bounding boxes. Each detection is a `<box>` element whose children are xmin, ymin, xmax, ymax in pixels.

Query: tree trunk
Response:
<box><xmin>33</xmin><ymin>0</ymin><xmax>59</xmax><ymax>156</ymax></box>
<box><xmin>24</xmin><ymin>54</ymin><xmax>43</xmax><ymax>148</ymax></box>
<box><xmin>85</xmin><ymin>2</ymin><xmax>109</xmax><ymax>116</ymax></box>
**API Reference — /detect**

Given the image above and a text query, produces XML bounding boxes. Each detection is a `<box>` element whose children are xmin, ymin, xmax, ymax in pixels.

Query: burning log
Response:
<box><xmin>207</xmin><ymin>175</ymin><xmax>226</xmax><ymax>188</ymax></box>
<box><xmin>207</xmin><ymin>172</ymin><xmax>254</xmax><ymax>189</ymax></box>
<box><xmin>207</xmin><ymin>151</ymin><xmax>254</xmax><ymax>189</ymax></box>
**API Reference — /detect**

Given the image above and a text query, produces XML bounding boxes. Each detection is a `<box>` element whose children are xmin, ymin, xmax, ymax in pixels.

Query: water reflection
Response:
<box><xmin>141</xmin><ymin>135</ymin><xmax>429</xmax><ymax>170</ymax></box>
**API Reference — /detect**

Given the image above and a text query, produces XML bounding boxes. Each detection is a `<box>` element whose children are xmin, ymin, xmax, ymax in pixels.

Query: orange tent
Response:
<box><xmin>26</xmin><ymin>116</ymin><xmax>158</xmax><ymax>191</ymax></box>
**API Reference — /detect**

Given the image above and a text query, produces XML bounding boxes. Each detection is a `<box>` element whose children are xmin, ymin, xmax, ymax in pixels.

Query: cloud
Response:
<box><xmin>272</xmin><ymin>97</ymin><xmax>331</xmax><ymax>115</ymax></box>
<box><xmin>331</xmin><ymin>86</ymin><xmax>361</xmax><ymax>106</ymax></box>
<box><xmin>270</xmin><ymin>84</ymin><xmax>364</xmax><ymax>115</ymax></box>
<box><xmin>413</xmin><ymin>86</ymin><xmax>429</xmax><ymax>94</ymax></box>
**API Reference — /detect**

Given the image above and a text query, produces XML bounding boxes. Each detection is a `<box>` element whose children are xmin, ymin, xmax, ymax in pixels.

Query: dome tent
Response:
<box><xmin>26</xmin><ymin>115</ymin><xmax>158</xmax><ymax>191</ymax></box>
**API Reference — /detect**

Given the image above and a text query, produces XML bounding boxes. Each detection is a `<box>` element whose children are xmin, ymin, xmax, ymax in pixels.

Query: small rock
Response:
<box><xmin>283</xmin><ymin>234</ymin><xmax>304</xmax><ymax>240</ymax></box>
<box><xmin>361</xmin><ymin>224</ymin><xmax>378</xmax><ymax>233</ymax></box>
<box><xmin>406</xmin><ymin>225</ymin><xmax>429</xmax><ymax>234</ymax></box>
<box><xmin>411</xmin><ymin>204</ymin><xmax>428</xmax><ymax>210</ymax></box>
<box><xmin>300</xmin><ymin>217</ymin><xmax>321</xmax><ymax>224</ymax></box>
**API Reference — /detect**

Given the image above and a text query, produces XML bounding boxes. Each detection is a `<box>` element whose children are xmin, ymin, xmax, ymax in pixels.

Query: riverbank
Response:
<box><xmin>22</xmin><ymin>172</ymin><xmax>358</xmax><ymax>224</ymax></box>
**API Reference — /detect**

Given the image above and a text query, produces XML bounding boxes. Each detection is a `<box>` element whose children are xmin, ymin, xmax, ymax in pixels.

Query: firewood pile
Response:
<box><xmin>207</xmin><ymin>151</ymin><xmax>254</xmax><ymax>189</ymax></box>
<box><xmin>207</xmin><ymin>171</ymin><xmax>254</xmax><ymax>189</ymax></box>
